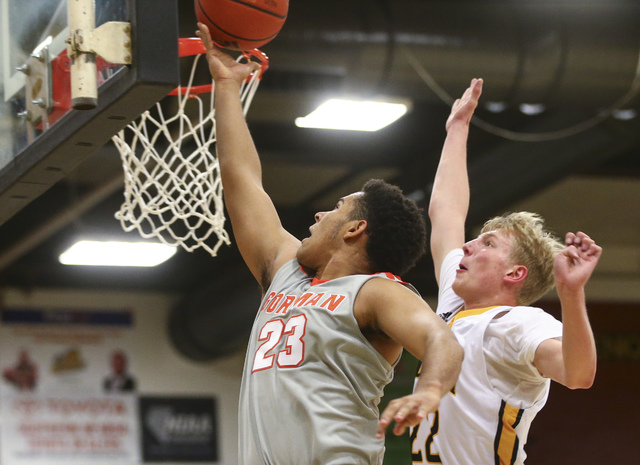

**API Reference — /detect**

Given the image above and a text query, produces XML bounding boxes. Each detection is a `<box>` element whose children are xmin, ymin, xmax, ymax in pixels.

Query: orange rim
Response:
<box><xmin>170</xmin><ymin>38</ymin><xmax>270</xmax><ymax>96</ymax></box>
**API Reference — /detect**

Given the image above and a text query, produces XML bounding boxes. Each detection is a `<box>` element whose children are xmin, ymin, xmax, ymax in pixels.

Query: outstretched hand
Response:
<box><xmin>377</xmin><ymin>389</ymin><xmax>441</xmax><ymax>439</ymax></box>
<box><xmin>196</xmin><ymin>22</ymin><xmax>261</xmax><ymax>85</ymax></box>
<box><xmin>554</xmin><ymin>232</ymin><xmax>602</xmax><ymax>295</ymax></box>
<box><xmin>446</xmin><ymin>78</ymin><xmax>483</xmax><ymax>132</ymax></box>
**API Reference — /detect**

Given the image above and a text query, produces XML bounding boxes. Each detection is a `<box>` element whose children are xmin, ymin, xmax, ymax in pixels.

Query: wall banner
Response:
<box><xmin>0</xmin><ymin>307</ymin><xmax>139</xmax><ymax>464</ymax></box>
<box><xmin>139</xmin><ymin>396</ymin><xmax>218</xmax><ymax>463</ymax></box>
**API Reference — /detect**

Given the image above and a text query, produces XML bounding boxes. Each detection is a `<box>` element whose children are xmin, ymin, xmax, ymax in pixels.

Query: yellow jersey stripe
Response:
<box><xmin>494</xmin><ymin>400</ymin><xmax>524</xmax><ymax>465</ymax></box>
<box><xmin>448</xmin><ymin>306</ymin><xmax>501</xmax><ymax>328</ymax></box>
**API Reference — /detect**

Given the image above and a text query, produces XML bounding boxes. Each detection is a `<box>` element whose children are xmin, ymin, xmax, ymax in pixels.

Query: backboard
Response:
<box><xmin>0</xmin><ymin>0</ymin><xmax>179</xmax><ymax>225</ymax></box>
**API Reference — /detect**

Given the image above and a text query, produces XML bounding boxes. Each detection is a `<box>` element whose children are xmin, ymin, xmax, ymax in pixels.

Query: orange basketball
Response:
<box><xmin>195</xmin><ymin>0</ymin><xmax>288</xmax><ymax>51</ymax></box>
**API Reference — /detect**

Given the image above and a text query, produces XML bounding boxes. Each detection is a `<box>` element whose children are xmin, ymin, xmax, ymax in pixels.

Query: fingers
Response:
<box><xmin>197</xmin><ymin>22</ymin><xmax>226</xmax><ymax>58</ymax></box>
<box><xmin>377</xmin><ymin>412</ymin><xmax>419</xmax><ymax>439</ymax></box>
<box><xmin>377</xmin><ymin>396</ymin><xmax>430</xmax><ymax>439</ymax></box>
<box><xmin>458</xmin><ymin>78</ymin><xmax>482</xmax><ymax>100</ymax></box>
<box><xmin>468</xmin><ymin>78</ymin><xmax>483</xmax><ymax>104</ymax></box>
<box><xmin>555</xmin><ymin>231</ymin><xmax>602</xmax><ymax>292</ymax></box>
<box><xmin>460</xmin><ymin>86</ymin><xmax>472</xmax><ymax>102</ymax></box>
<box><xmin>565</xmin><ymin>232</ymin><xmax>602</xmax><ymax>258</ymax></box>
<box><xmin>377</xmin><ymin>404</ymin><xmax>397</xmax><ymax>439</ymax></box>
<box><xmin>377</xmin><ymin>400</ymin><xmax>401</xmax><ymax>439</ymax></box>
<box><xmin>472</xmin><ymin>77</ymin><xmax>483</xmax><ymax>97</ymax></box>
<box><xmin>393</xmin><ymin>410</ymin><xmax>426</xmax><ymax>436</ymax></box>
<box><xmin>377</xmin><ymin>415</ymin><xmax>391</xmax><ymax>439</ymax></box>
<box><xmin>459</xmin><ymin>78</ymin><xmax>481</xmax><ymax>103</ymax></box>
<box><xmin>561</xmin><ymin>245</ymin><xmax>580</xmax><ymax>262</ymax></box>
<box><xmin>196</xmin><ymin>22</ymin><xmax>262</xmax><ymax>83</ymax></box>
<box><xmin>196</xmin><ymin>22</ymin><xmax>213</xmax><ymax>49</ymax></box>
<box><xmin>249</xmin><ymin>60</ymin><xmax>262</xmax><ymax>74</ymax></box>
<box><xmin>447</xmin><ymin>77</ymin><xmax>483</xmax><ymax>131</ymax></box>
<box><xmin>458</xmin><ymin>78</ymin><xmax>483</xmax><ymax>110</ymax></box>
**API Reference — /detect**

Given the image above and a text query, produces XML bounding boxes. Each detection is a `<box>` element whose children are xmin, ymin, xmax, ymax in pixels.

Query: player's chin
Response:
<box><xmin>451</xmin><ymin>279</ymin><xmax>466</xmax><ymax>297</ymax></box>
<box><xmin>295</xmin><ymin>244</ymin><xmax>308</xmax><ymax>265</ymax></box>
<box><xmin>296</xmin><ymin>248</ymin><xmax>319</xmax><ymax>275</ymax></box>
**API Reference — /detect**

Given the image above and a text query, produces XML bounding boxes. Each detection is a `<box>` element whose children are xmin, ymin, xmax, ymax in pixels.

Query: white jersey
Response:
<box><xmin>411</xmin><ymin>249</ymin><xmax>563</xmax><ymax>465</ymax></box>
<box><xmin>239</xmin><ymin>259</ymin><xmax>408</xmax><ymax>465</ymax></box>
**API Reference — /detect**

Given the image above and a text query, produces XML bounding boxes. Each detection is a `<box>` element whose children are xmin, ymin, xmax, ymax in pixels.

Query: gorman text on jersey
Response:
<box><xmin>260</xmin><ymin>291</ymin><xmax>347</xmax><ymax>315</ymax></box>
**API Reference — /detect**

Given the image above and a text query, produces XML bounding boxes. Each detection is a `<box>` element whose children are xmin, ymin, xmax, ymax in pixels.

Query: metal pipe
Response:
<box><xmin>68</xmin><ymin>0</ymin><xmax>98</xmax><ymax>109</ymax></box>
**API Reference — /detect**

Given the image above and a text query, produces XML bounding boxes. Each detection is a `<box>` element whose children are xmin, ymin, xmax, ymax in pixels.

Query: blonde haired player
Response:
<box><xmin>410</xmin><ymin>78</ymin><xmax>602</xmax><ymax>464</ymax></box>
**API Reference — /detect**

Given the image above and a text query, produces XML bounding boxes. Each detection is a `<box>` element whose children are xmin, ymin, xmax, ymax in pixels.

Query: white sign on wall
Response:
<box><xmin>0</xmin><ymin>308</ymin><xmax>140</xmax><ymax>465</ymax></box>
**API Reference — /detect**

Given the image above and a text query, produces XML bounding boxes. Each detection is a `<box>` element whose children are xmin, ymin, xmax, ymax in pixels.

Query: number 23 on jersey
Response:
<box><xmin>252</xmin><ymin>315</ymin><xmax>308</xmax><ymax>372</ymax></box>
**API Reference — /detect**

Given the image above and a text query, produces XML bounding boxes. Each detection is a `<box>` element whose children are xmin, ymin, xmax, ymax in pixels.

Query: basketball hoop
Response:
<box><xmin>112</xmin><ymin>38</ymin><xmax>268</xmax><ymax>256</ymax></box>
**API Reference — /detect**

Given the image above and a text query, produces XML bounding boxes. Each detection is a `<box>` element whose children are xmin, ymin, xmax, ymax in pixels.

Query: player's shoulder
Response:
<box><xmin>508</xmin><ymin>305</ymin><xmax>557</xmax><ymax>321</ymax></box>
<box><xmin>263</xmin><ymin>258</ymin><xmax>308</xmax><ymax>290</ymax></box>
<box><xmin>355</xmin><ymin>274</ymin><xmax>429</xmax><ymax>327</ymax></box>
<box><xmin>359</xmin><ymin>274</ymin><xmax>422</xmax><ymax>302</ymax></box>
<box><xmin>492</xmin><ymin>305</ymin><xmax>561</xmax><ymax>332</ymax></box>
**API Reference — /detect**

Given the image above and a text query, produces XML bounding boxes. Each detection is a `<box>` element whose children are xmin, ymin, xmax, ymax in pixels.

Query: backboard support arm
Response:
<box><xmin>67</xmin><ymin>0</ymin><xmax>132</xmax><ymax>110</ymax></box>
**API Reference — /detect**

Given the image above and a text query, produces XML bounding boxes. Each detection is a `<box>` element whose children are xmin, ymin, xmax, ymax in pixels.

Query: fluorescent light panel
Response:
<box><xmin>519</xmin><ymin>103</ymin><xmax>546</xmax><ymax>115</ymax></box>
<box><xmin>485</xmin><ymin>101</ymin><xmax>508</xmax><ymax>113</ymax></box>
<box><xmin>59</xmin><ymin>240</ymin><xmax>177</xmax><ymax>267</ymax></box>
<box><xmin>612</xmin><ymin>108</ymin><xmax>637</xmax><ymax>120</ymax></box>
<box><xmin>295</xmin><ymin>99</ymin><xmax>409</xmax><ymax>131</ymax></box>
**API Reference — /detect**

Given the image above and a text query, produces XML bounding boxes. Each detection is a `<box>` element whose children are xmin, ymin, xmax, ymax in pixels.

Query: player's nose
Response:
<box><xmin>462</xmin><ymin>240</ymin><xmax>475</xmax><ymax>255</ymax></box>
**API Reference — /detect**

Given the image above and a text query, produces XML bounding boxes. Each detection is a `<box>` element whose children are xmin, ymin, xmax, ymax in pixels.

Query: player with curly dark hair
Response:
<box><xmin>350</xmin><ymin>179</ymin><xmax>427</xmax><ymax>276</ymax></box>
<box><xmin>198</xmin><ymin>22</ymin><xmax>463</xmax><ymax>465</ymax></box>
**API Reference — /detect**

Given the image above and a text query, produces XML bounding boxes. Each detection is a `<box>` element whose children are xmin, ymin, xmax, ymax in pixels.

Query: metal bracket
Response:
<box><xmin>67</xmin><ymin>22</ymin><xmax>132</xmax><ymax>65</ymax></box>
<box><xmin>16</xmin><ymin>39</ymin><xmax>53</xmax><ymax>136</ymax></box>
<box><xmin>67</xmin><ymin>0</ymin><xmax>132</xmax><ymax>110</ymax></box>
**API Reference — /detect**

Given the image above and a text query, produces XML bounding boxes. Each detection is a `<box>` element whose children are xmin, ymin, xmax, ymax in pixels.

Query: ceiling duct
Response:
<box><xmin>260</xmin><ymin>1</ymin><xmax>640</xmax><ymax>109</ymax></box>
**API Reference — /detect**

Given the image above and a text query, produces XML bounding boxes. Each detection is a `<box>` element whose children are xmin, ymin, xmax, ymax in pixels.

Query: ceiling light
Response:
<box><xmin>519</xmin><ymin>103</ymin><xmax>546</xmax><ymax>115</ymax></box>
<box><xmin>612</xmin><ymin>108</ymin><xmax>637</xmax><ymax>120</ymax></box>
<box><xmin>295</xmin><ymin>99</ymin><xmax>409</xmax><ymax>131</ymax></box>
<box><xmin>59</xmin><ymin>240</ymin><xmax>177</xmax><ymax>267</ymax></box>
<box><xmin>485</xmin><ymin>101</ymin><xmax>508</xmax><ymax>113</ymax></box>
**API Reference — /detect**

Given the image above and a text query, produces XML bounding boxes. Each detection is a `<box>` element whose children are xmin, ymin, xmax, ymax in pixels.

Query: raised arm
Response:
<box><xmin>354</xmin><ymin>279</ymin><xmax>463</xmax><ymax>438</ymax></box>
<box><xmin>429</xmin><ymin>78</ymin><xmax>482</xmax><ymax>282</ymax></box>
<box><xmin>534</xmin><ymin>232</ymin><xmax>601</xmax><ymax>389</ymax></box>
<box><xmin>197</xmin><ymin>23</ymin><xmax>300</xmax><ymax>288</ymax></box>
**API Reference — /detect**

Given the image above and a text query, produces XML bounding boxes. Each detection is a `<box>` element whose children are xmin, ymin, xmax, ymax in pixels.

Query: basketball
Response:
<box><xmin>195</xmin><ymin>0</ymin><xmax>288</xmax><ymax>51</ymax></box>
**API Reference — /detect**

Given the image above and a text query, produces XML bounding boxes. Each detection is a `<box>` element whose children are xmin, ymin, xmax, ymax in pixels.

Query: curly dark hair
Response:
<box><xmin>349</xmin><ymin>179</ymin><xmax>427</xmax><ymax>276</ymax></box>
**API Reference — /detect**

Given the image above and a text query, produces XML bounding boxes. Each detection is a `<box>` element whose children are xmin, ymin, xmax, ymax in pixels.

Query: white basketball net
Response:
<box><xmin>112</xmin><ymin>46</ymin><xmax>264</xmax><ymax>256</ymax></box>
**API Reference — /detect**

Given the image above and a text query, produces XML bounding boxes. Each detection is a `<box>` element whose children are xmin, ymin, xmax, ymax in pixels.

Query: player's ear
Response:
<box><xmin>344</xmin><ymin>220</ymin><xmax>368</xmax><ymax>239</ymax></box>
<box><xmin>504</xmin><ymin>265</ymin><xmax>528</xmax><ymax>284</ymax></box>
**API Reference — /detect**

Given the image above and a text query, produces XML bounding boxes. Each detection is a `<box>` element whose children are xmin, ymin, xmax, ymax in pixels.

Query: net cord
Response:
<box><xmin>112</xmin><ymin>44</ymin><xmax>265</xmax><ymax>256</ymax></box>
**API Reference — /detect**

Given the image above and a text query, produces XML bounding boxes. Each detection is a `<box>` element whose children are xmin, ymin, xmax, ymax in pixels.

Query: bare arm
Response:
<box><xmin>197</xmin><ymin>24</ymin><xmax>299</xmax><ymax>288</ymax></box>
<box><xmin>354</xmin><ymin>279</ymin><xmax>463</xmax><ymax>438</ymax></box>
<box><xmin>429</xmin><ymin>79</ymin><xmax>482</xmax><ymax>282</ymax></box>
<box><xmin>534</xmin><ymin>232</ymin><xmax>602</xmax><ymax>389</ymax></box>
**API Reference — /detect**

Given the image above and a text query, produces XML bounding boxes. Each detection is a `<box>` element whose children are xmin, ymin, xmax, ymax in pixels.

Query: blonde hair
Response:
<box><xmin>481</xmin><ymin>212</ymin><xmax>564</xmax><ymax>306</ymax></box>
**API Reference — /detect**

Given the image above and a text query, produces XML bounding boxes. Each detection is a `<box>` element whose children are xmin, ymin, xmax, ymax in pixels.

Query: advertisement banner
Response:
<box><xmin>2</xmin><ymin>395</ymin><xmax>139</xmax><ymax>464</ymax></box>
<box><xmin>139</xmin><ymin>396</ymin><xmax>218</xmax><ymax>462</ymax></box>
<box><xmin>0</xmin><ymin>308</ymin><xmax>139</xmax><ymax>464</ymax></box>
